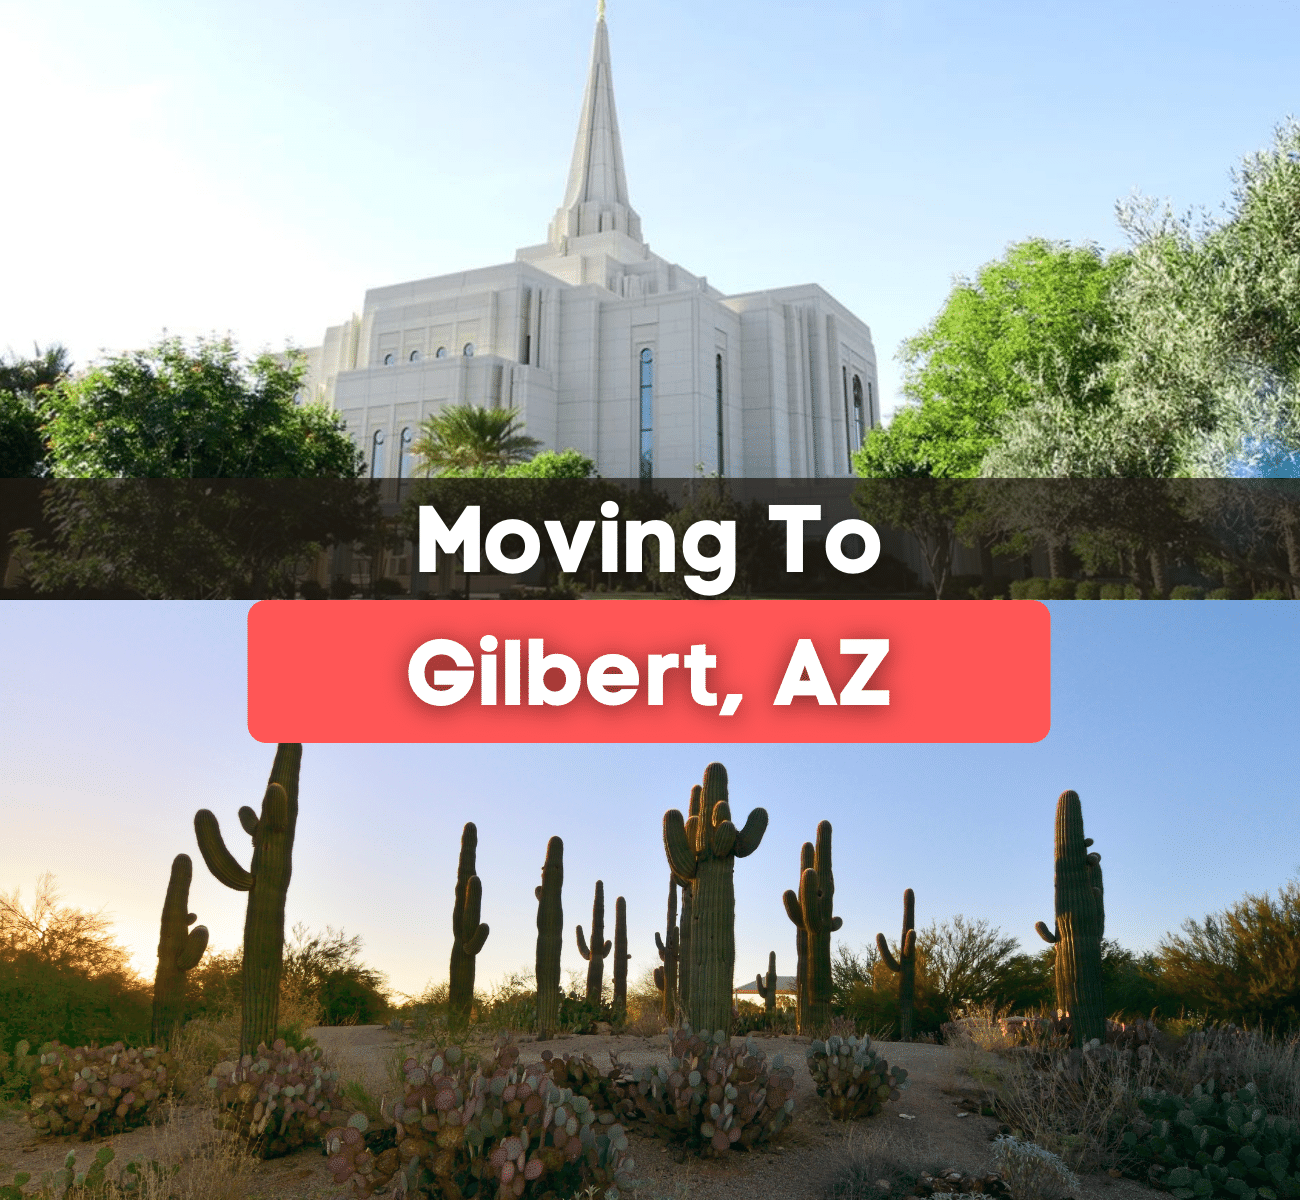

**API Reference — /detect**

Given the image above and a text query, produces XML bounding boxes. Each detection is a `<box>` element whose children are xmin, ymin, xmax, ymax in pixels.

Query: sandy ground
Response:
<box><xmin>0</xmin><ymin>1027</ymin><xmax>1162</xmax><ymax>1200</ymax></box>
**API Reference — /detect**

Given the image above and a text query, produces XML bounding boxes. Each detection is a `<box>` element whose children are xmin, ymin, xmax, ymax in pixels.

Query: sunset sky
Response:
<box><xmin>3</xmin><ymin>600</ymin><xmax>1295</xmax><ymax>1000</ymax></box>
<box><xmin>3</xmin><ymin>0</ymin><xmax>1298</xmax><ymax>416</ymax></box>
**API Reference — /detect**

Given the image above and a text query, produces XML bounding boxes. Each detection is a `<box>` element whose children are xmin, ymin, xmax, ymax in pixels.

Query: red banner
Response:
<box><xmin>247</xmin><ymin>600</ymin><xmax>1049</xmax><ymax>743</ymax></box>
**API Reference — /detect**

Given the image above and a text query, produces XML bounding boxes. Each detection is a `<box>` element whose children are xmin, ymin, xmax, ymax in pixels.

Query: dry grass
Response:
<box><xmin>819</xmin><ymin>1119</ymin><xmax>942</xmax><ymax>1200</ymax></box>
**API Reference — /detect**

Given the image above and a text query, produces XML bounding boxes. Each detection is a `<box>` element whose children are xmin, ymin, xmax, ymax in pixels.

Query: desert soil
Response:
<box><xmin>0</xmin><ymin>1027</ymin><xmax>1160</xmax><ymax>1200</ymax></box>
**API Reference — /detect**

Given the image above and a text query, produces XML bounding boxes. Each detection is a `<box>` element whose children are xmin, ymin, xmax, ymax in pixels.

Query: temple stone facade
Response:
<box><xmin>303</xmin><ymin>9</ymin><xmax>879</xmax><ymax>479</ymax></box>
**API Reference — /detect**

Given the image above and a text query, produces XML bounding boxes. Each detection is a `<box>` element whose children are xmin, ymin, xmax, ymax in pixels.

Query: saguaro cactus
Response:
<box><xmin>876</xmin><ymin>888</ymin><xmax>917</xmax><ymax>1041</ymax></box>
<box><xmin>785</xmin><ymin>840</ymin><xmax>814</xmax><ymax>1032</ymax></box>
<box><xmin>534</xmin><ymin>836</ymin><xmax>563</xmax><ymax>1039</ymax></box>
<box><xmin>1035</xmin><ymin>789</ymin><xmax>1106</xmax><ymax>1046</ymax></box>
<box><xmin>654</xmin><ymin>880</ymin><xmax>679</xmax><ymax>1020</ymax></box>
<box><xmin>612</xmin><ymin>896</ymin><xmax>630</xmax><ymax>1020</ymax></box>
<box><xmin>755</xmin><ymin>951</ymin><xmax>778</xmax><ymax>1015</ymax></box>
<box><xmin>783</xmin><ymin>821</ymin><xmax>841</xmax><ymax>1034</ymax></box>
<box><xmin>449</xmin><ymin>823</ymin><xmax>490</xmax><ymax>1029</ymax></box>
<box><xmin>151</xmin><ymin>853</ymin><xmax>209</xmax><ymax>1045</ymax></box>
<box><xmin>663</xmin><ymin>762</ymin><xmax>768</xmax><ymax>1035</ymax></box>
<box><xmin>194</xmin><ymin>742</ymin><xmax>300</xmax><ymax>1056</ymax></box>
<box><xmin>576</xmin><ymin>880</ymin><xmax>611</xmax><ymax>1005</ymax></box>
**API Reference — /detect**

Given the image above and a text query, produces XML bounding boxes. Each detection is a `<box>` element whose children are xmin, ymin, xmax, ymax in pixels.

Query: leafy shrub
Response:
<box><xmin>324</xmin><ymin>1041</ymin><xmax>636</xmax><ymax>1199</ymax></box>
<box><xmin>625</xmin><ymin>1024</ymin><xmax>795</xmax><ymax>1156</ymax></box>
<box><xmin>1122</xmin><ymin>1079</ymin><xmax>1300</xmax><ymax>1198</ymax></box>
<box><xmin>1046</xmin><ymin>578</ymin><xmax>1077</xmax><ymax>599</ymax></box>
<box><xmin>1010</xmin><ymin>578</ymin><xmax>1050</xmax><ymax>600</ymax></box>
<box><xmin>26</xmin><ymin>1043</ymin><xmax>173</xmax><ymax>1139</ymax></box>
<box><xmin>1170</xmin><ymin>585</ymin><xmax>1205</xmax><ymax>600</ymax></box>
<box><xmin>806</xmin><ymin>1034</ymin><xmax>908</xmax><ymax>1120</ymax></box>
<box><xmin>0</xmin><ymin>1038</ymin><xmax>41</xmax><ymax>1104</ymax></box>
<box><xmin>990</xmin><ymin>1136</ymin><xmax>1080</xmax><ymax>1200</ymax></box>
<box><xmin>1075</xmin><ymin>580</ymin><xmax>1102</xmax><ymax>599</ymax></box>
<box><xmin>207</xmin><ymin>1038</ymin><xmax>341</xmax><ymax>1159</ymax></box>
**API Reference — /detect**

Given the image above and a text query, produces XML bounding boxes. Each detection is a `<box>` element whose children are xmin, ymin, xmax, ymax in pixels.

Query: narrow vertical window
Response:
<box><xmin>639</xmin><ymin>347</ymin><xmax>654</xmax><ymax>481</ymax></box>
<box><xmin>852</xmin><ymin>376</ymin><xmax>865</xmax><ymax>450</ymax></box>
<box><xmin>715</xmin><ymin>353</ymin><xmax>725</xmax><ymax>477</ymax></box>
<box><xmin>370</xmin><ymin>430</ymin><xmax>386</xmax><ymax>478</ymax></box>
<box><xmin>398</xmin><ymin>427</ymin><xmax>413</xmax><ymax>480</ymax></box>
<box><xmin>843</xmin><ymin>365</ymin><xmax>852</xmax><ymax>469</ymax></box>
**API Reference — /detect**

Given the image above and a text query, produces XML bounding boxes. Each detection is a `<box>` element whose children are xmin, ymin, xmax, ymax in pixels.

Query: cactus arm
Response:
<box><xmin>260</xmin><ymin>784</ymin><xmax>289</xmax><ymax>835</ymax></box>
<box><xmin>711</xmin><ymin>819</ymin><xmax>737</xmax><ymax>858</ymax></box>
<box><xmin>831</xmin><ymin>916</ymin><xmax>843</xmax><ymax>932</ymax></box>
<box><xmin>902</xmin><ymin>928</ymin><xmax>915</xmax><ymax>956</ymax></box>
<box><xmin>178</xmin><ymin>925</ymin><xmax>208</xmax><ymax>971</ymax></box>
<box><xmin>1036</xmin><ymin>920</ymin><xmax>1058</xmax><ymax>944</ymax></box>
<box><xmin>733</xmin><ymin>807</ymin><xmax>768</xmax><ymax>858</ymax></box>
<box><xmin>238</xmin><ymin>807</ymin><xmax>259</xmax><ymax>836</ymax></box>
<box><xmin>876</xmin><ymin>932</ymin><xmax>900</xmax><ymax>972</ymax></box>
<box><xmin>782</xmin><ymin>889</ymin><xmax>803</xmax><ymax>926</ymax></box>
<box><xmin>655</xmin><ymin>965</ymin><xmax>664</xmax><ymax>989</ymax></box>
<box><xmin>577</xmin><ymin>925</ymin><xmax>592</xmax><ymax>960</ymax></box>
<box><xmin>655</xmin><ymin>931</ymin><xmax>666</xmax><ymax>955</ymax></box>
<box><xmin>602</xmin><ymin>939</ymin><xmax>612</xmax><ymax>955</ymax></box>
<box><xmin>664</xmin><ymin>810</ymin><xmax>697</xmax><ymax>882</ymax></box>
<box><xmin>193</xmin><ymin>811</ymin><xmax>253</xmax><ymax>891</ymax></box>
<box><xmin>798</xmin><ymin>868</ymin><xmax>822</xmax><ymax>934</ymax></box>
<box><xmin>536</xmin><ymin>885</ymin><xmax>543</xmax><ymax>900</ymax></box>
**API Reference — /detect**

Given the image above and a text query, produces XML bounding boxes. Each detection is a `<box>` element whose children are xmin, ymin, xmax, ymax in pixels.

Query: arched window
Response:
<box><xmin>463</xmin><ymin>342</ymin><xmax>476</xmax><ymax>357</ymax></box>
<box><xmin>639</xmin><ymin>347</ymin><xmax>653</xmax><ymax>481</ymax></box>
<box><xmin>715</xmin><ymin>353</ymin><xmax>725</xmax><ymax>477</ymax></box>
<box><xmin>435</xmin><ymin>346</ymin><xmax>447</xmax><ymax>359</ymax></box>
<box><xmin>382</xmin><ymin>352</ymin><xmax>395</xmax><ymax>366</ymax></box>
<box><xmin>852</xmin><ymin>375</ymin><xmax>865</xmax><ymax>450</ymax></box>
<box><xmin>370</xmin><ymin>429</ymin><xmax>386</xmax><ymax>478</ymax></box>
<box><xmin>408</xmin><ymin>349</ymin><xmax>421</xmax><ymax>363</ymax></box>
<box><xmin>398</xmin><ymin>427</ymin><xmax>414</xmax><ymax>480</ymax></box>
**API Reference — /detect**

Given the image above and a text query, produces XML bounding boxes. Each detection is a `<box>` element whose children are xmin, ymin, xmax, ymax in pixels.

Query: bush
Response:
<box><xmin>806</xmin><ymin>1034</ymin><xmax>908</xmax><ymax>1120</ymax></box>
<box><xmin>1010</xmin><ymin>578</ymin><xmax>1050</xmax><ymax>599</ymax></box>
<box><xmin>26</xmin><ymin>1042</ymin><xmax>174</xmax><ymax>1139</ymax></box>
<box><xmin>207</xmin><ymin>1038</ymin><xmax>342</xmax><ymax>1159</ymax></box>
<box><xmin>1075</xmin><ymin>580</ymin><xmax>1102</xmax><ymax>599</ymax></box>
<box><xmin>1046</xmin><ymin>578</ymin><xmax>1077</xmax><ymax>599</ymax></box>
<box><xmin>990</xmin><ymin>1136</ymin><xmax>1080</xmax><ymax>1200</ymax></box>
<box><xmin>625</xmin><ymin>1024</ymin><xmax>795</xmax><ymax>1156</ymax></box>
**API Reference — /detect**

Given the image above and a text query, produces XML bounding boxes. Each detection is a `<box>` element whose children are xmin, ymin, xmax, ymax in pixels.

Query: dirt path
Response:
<box><xmin>0</xmin><ymin>1028</ymin><xmax>1160</xmax><ymax>1200</ymax></box>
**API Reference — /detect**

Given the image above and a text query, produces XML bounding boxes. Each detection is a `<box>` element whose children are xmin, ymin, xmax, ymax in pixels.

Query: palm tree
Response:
<box><xmin>412</xmin><ymin>405</ymin><xmax>541</xmax><ymax>476</ymax></box>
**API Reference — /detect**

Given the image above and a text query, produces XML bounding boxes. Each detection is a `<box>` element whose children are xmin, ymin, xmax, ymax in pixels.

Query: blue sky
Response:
<box><xmin>2</xmin><ymin>600</ymin><xmax>1295</xmax><ymax>1000</ymax></box>
<box><xmin>2</xmin><ymin>0</ymin><xmax>1297</xmax><ymax>417</ymax></box>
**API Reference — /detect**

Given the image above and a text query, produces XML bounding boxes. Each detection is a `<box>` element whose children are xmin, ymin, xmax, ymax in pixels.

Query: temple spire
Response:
<box><xmin>548</xmin><ymin>6</ymin><xmax>642</xmax><ymax>247</ymax></box>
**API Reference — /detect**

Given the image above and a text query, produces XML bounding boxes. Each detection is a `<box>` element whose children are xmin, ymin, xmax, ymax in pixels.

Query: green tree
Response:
<box><xmin>916</xmin><ymin>914</ymin><xmax>1021</xmax><ymax>1012</ymax></box>
<box><xmin>0</xmin><ymin>344</ymin><xmax>70</xmax><ymax>477</ymax></box>
<box><xmin>858</xmin><ymin>240</ymin><xmax>1126</xmax><ymax>479</ymax></box>
<box><xmin>412</xmin><ymin>405</ymin><xmax>542</xmax><ymax>476</ymax></box>
<box><xmin>41</xmin><ymin>336</ymin><xmax>362</xmax><ymax>479</ymax></box>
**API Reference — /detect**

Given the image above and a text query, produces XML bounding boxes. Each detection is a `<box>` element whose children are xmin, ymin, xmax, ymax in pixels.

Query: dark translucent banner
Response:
<box><xmin>2</xmin><ymin>478</ymin><xmax>1297</xmax><ymax>600</ymax></box>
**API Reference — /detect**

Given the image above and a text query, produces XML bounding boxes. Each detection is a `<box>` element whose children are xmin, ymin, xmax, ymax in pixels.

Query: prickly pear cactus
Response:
<box><xmin>627</xmin><ymin>1024</ymin><xmax>795</xmax><ymax>1155</ymax></box>
<box><xmin>151</xmin><ymin>853</ymin><xmax>209</xmax><ymax>1047</ymax></box>
<box><xmin>664</xmin><ymin>763</ymin><xmax>768</xmax><ymax>1035</ymax></box>
<box><xmin>449</xmin><ymin>822</ymin><xmax>490</xmax><ymax>1030</ymax></box>
<box><xmin>876</xmin><ymin>888</ymin><xmax>917</xmax><ymax>1041</ymax></box>
<box><xmin>806</xmin><ymin>1034</ymin><xmax>908</xmax><ymax>1121</ymax></box>
<box><xmin>755</xmin><ymin>951</ymin><xmax>778</xmax><ymax>1015</ymax></box>
<box><xmin>1035</xmin><ymin>789</ymin><xmax>1105</xmax><ymax>1046</ymax></box>
<box><xmin>535</xmin><ymin>836</ymin><xmax>564</xmax><ymax>1040</ymax></box>
<box><xmin>26</xmin><ymin>1043</ymin><xmax>173</xmax><ymax>1139</ymax></box>
<box><xmin>612</xmin><ymin>896</ymin><xmax>630</xmax><ymax>1021</ymax></box>
<box><xmin>654</xmin><ymin>879</ymin><xmax>679</xmax><ymax>1021</ymax></box>
<box><xmin>208</xmin><ymin>1038</ymin><xmax>341</xmax><ymax>1159</ymax></box>
<box><xmin>782</xmin><ymin>821</ymin><xmax>841</xmax><ymax>1034</ymax></box>
<box><xmin>577</xmin><ymin>880</ymin><xmax>612</xmax><ymax>1006</ymax></box>
<box><xmin>193</xmin><ymin>742</ymin><xmax>301</xmax><ymax>1056</ymax></box>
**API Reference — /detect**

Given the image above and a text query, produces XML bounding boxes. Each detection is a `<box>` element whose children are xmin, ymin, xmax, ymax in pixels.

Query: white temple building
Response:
<box><xmin>303</xmin><ymin>5</ymin><xmax>880</xmax><ymax>479</ymax></box>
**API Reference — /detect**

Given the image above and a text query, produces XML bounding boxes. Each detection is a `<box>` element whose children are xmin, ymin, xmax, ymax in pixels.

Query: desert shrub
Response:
<box><xmin>324</xmin><ymin>1041</ymin><xmax>636</xmax><ymax>1199</ymax></box>
<box><xmin>1158</xmin><ymin>1025</ymin><xmax>1300</xmax><ymax>1124</ymax></box>
<box><xmin>819</xmin><ymin>1123</ymin><xmax>942</xmax><ymax>1200</ymax></box>
<box><xmin>207</xmin><ymin>1038</ymin><xmax>341</xmax><ymax>1159</ymax></box>
<box><xmin>732</xmin><ymin>999</ymin><xmax>798</xmax><ymax>1036</ymax></box>
<box><xmin>990</xmin><ymin>1136</ymin><xmax>1080</xmax><ymax>1200</ymax></box>
<box><xmin>624</xmin><ymin>1024</ymin><xmax>795</xmax><ymax>1156</ymax></box>
<box><xmin>806</xmin><ymin>1034</ymin><xmax>908</xmax><ymax>1120</ymax></box>
<box><xmin>26</xmin><ymin>1043</ymin><xmax>174</xmax><ymax>1139</ymax></box>
<box><xmin>0</xmin><ymin>1037</ymin><xmax>41</xmax><ymax>1105</ymax></box>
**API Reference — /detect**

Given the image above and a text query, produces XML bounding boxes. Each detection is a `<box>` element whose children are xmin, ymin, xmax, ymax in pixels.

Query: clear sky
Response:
<box><xmin>2</xmin><ymin>0</ymin><xmax>1298</xmax><ymax>417</ymax></box>
<box><xmin>2</xmin><ymin>600</ymin><xmax>1295</xmax><ymax>1001</ymax></box>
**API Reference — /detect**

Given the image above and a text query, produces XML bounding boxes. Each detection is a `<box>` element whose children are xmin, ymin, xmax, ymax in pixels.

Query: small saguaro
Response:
<box><xmin>534</xmin><ymin>836</ymin><xmax>563</xmax><ymax>1039</ymax></box>
<box><xmin>783</xmin><ymin>821</ymin><xmax>841</xmax><ymax>1034</ymax></box>
<box><xmin>151</xmin><ymin>853</ymin><xmax>209</xmax><ymax>1046</ymax></box>
<box><xmin>755</xmin><ymin>951</ymin><xmax>778</xmax><ymax>1015</ymax></box>
<box><xmin>612</xmin><ymin>895</ymin><xmax>630</xmax><ymax>1020</ymax></box>
<box><xmin>654</xmin><ymin>879</ymin><xmax>679</xmax><ymax>1020</ymax></box>
<box><xmin>193</xmin><ymin>742</ymin><xmax>300</xmax><ymax>1056</ymax></box>
<box><xmin>785</xmin><ymin>840</ymin><xmax>814</xmax><ymax>1032</ymax></box>
<box><xmin>663</xmin><ymin>761</ymin><xmax>768</xmax><ymax>1035</ymax></box>
<box><xmin>876</xmin><ymin>888</ymin><xmax>917</xmax><ymax>1041</ymax></box>
<box><xmin>1035</xmin><ymin>789</ymin><xmax>1106</xmax><ymax>1046</ymax></box>
<box><xmin>449</xmin><ymin>823</ymin><xmax>490</xmax><ymax>1029</ymax></box>
<box><xmin>576</xmin><ymin>880</ymin><xmax>611</xmax><ymax>1005</ymax></box>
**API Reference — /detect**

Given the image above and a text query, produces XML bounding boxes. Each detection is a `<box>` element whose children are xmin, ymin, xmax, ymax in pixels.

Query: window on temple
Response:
<box><xmin>852</xmin><ymin>375</ymin><xmax>865</xmax><ymax>449</ymax></box>
<box><xmin>715</xmin><ymin>353</ymin><xmax>725</xmax><ymax>477</ymax></box>
<box><xmin>639</xmin><ymin>347</ymin><xmax>653</xmax><ymax>480</ymax></box>
<box><xmin>370</xmin><ymin>430</ymin><xmax>386</xmax><ymax>478</ymax></box>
